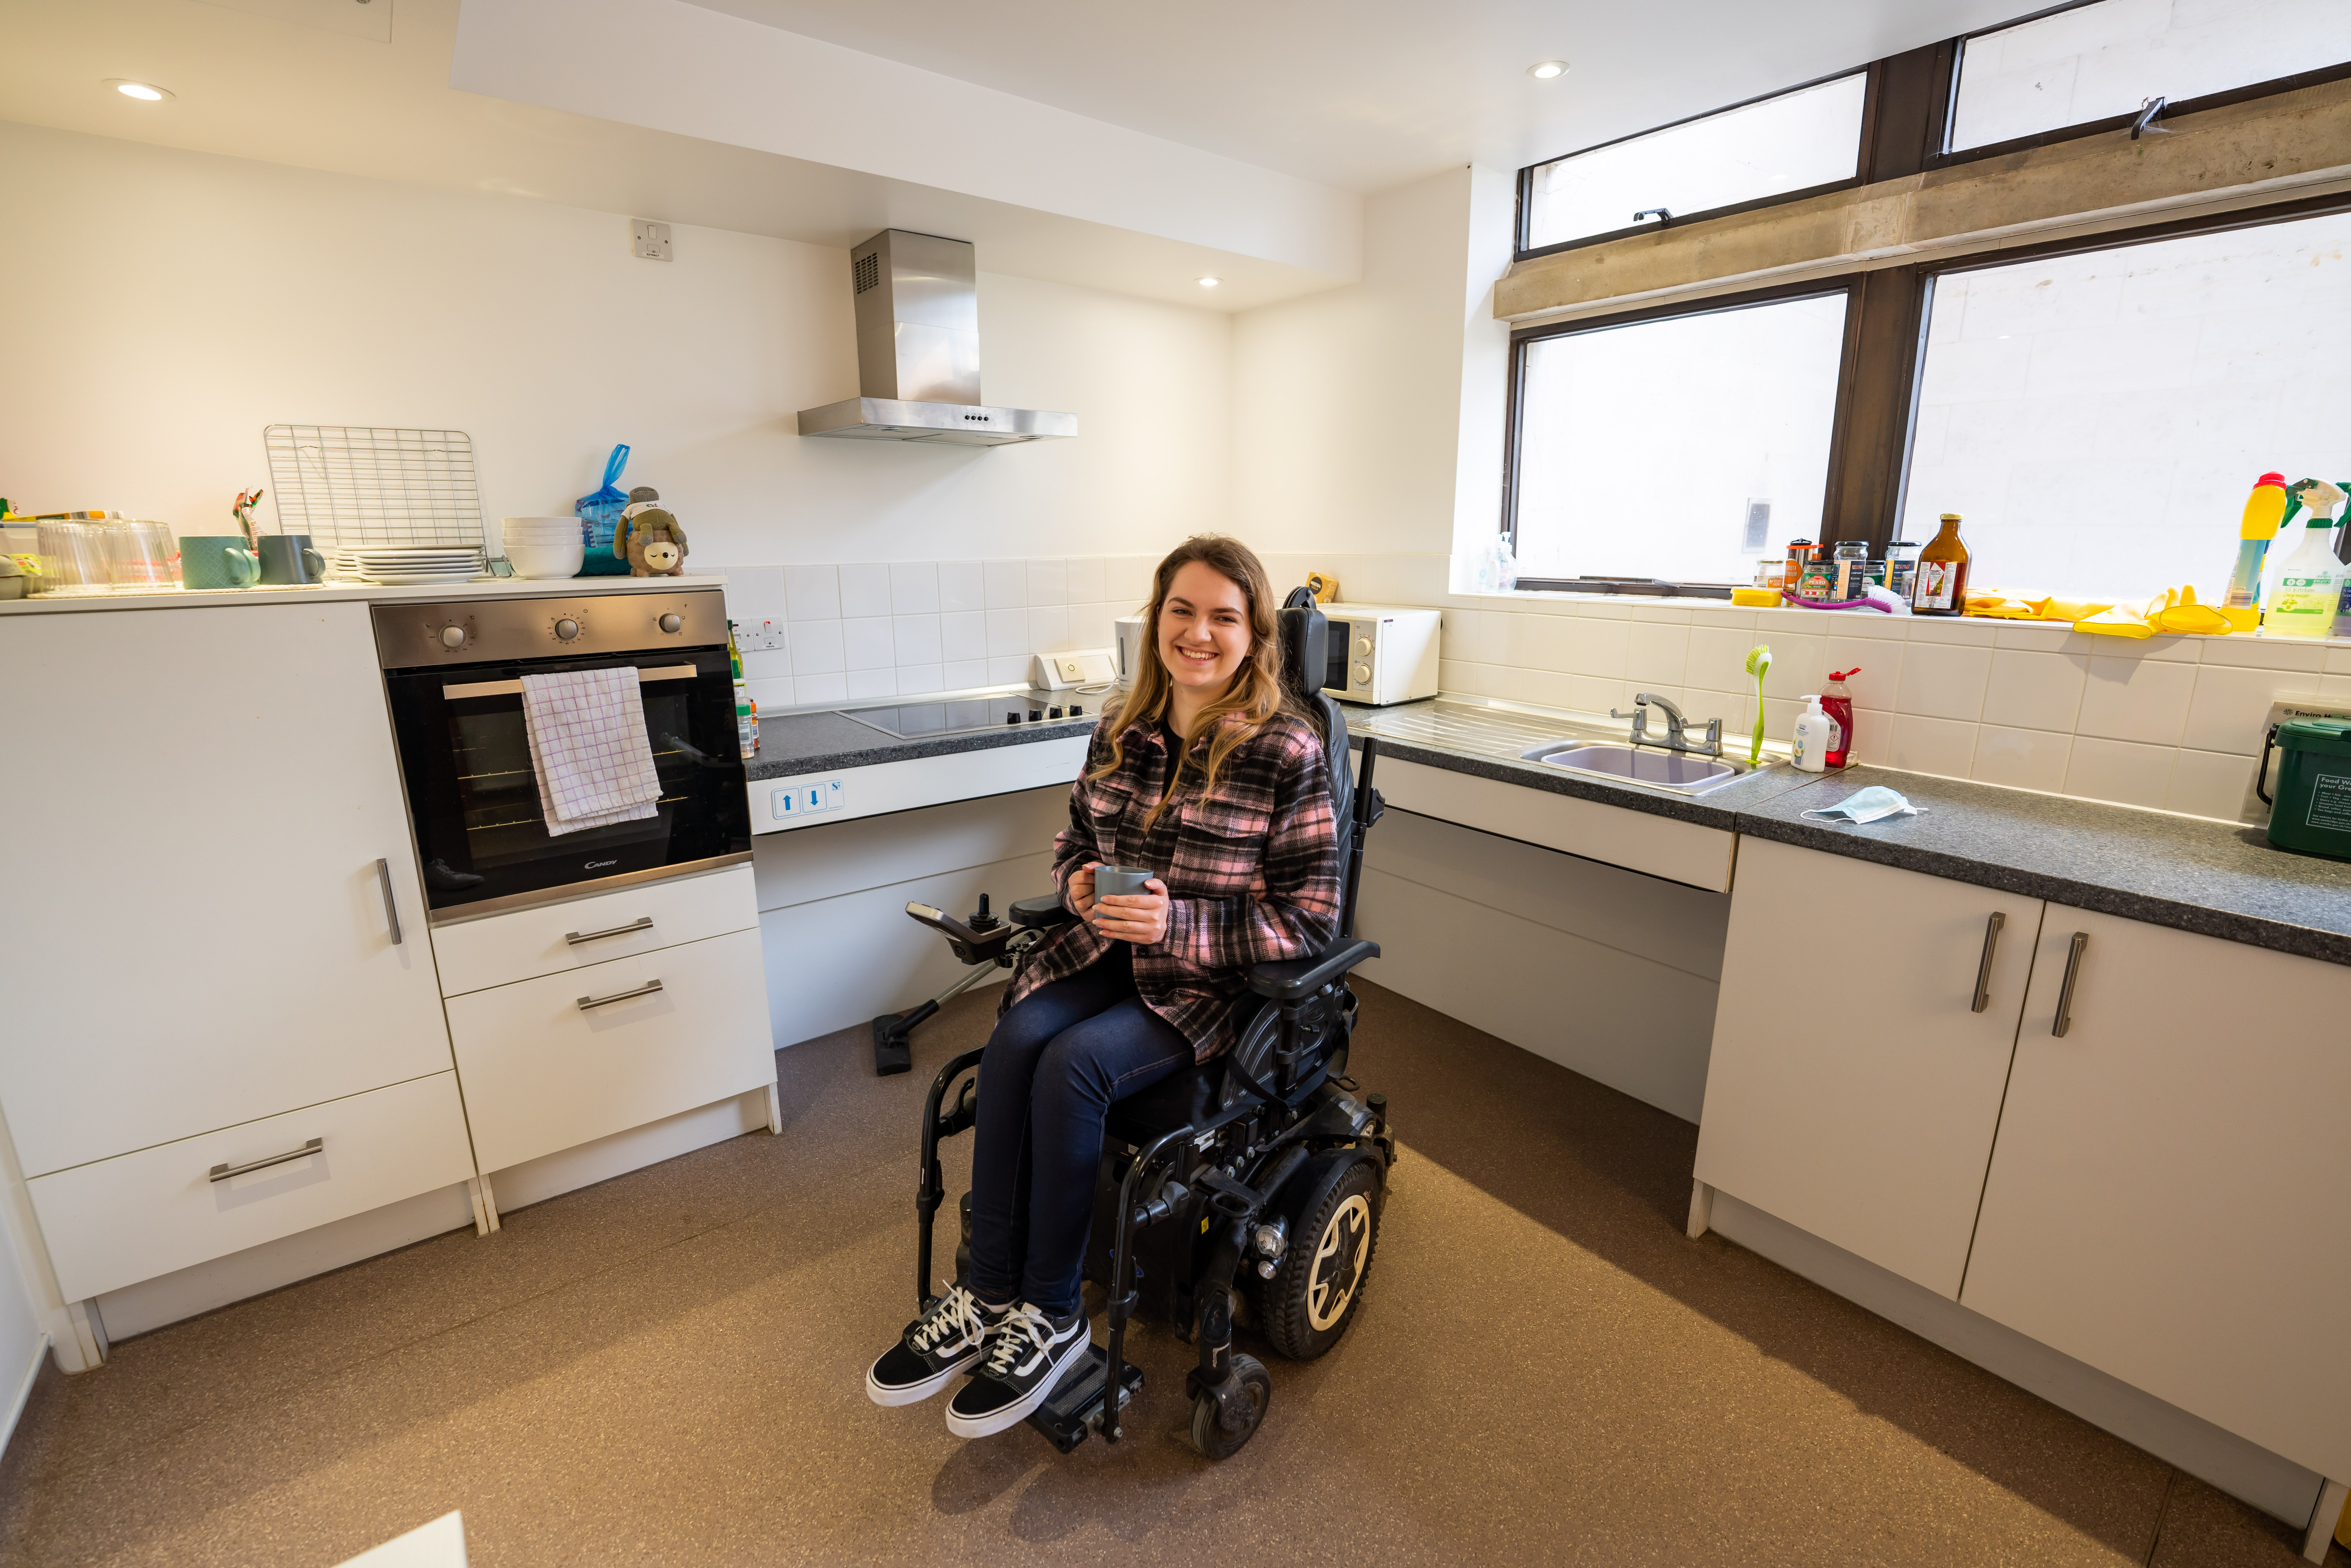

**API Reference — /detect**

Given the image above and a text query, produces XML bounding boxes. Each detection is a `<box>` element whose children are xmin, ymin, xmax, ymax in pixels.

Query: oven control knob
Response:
<box><xmin>439</xmin><ymin>625</ymin><xmax>468</xmax><ymax>651</ymax></box>
<box><xmin>1353</xmin><ymin>663</ymin><xmax>1372</xmax><ymax>685</ymax></box>
<box><xmin>659</xmin><ymin>613</ymin><xmax>683</xmax><ymax>634</ymax></box>
<box><xmin>1354</xmin><ymin>637</ymin><xmax>1373</xmax><ymax>656</ymax></box>
<box><xmin>554</xmin><ymin>618</ymin><xmax>580</xmax><ymax>641</ymax></box>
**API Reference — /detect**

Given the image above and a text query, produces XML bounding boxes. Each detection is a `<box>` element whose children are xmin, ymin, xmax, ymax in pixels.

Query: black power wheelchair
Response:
<box><xmin>890</xmin><ymin>591</ymin><xmax>1392</xmax><ymax>1458</ymax></box>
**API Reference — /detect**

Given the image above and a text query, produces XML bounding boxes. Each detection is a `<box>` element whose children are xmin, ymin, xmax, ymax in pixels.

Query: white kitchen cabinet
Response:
<box><xmin>0</xmin><ymin>603</ymin><xmax>459</xmax><ymax>1178</ymax></box>
<box><xmin>443</xmin><ymin>927</ymin><xmax>774</xmax><ymax>1173</ymax></box>
<box><xmin>429</xmin><ymin>862</ymin><xmax>758</xmax><ymax>998</ymax></box>
<box><xmin>1693</xmin><ymin>837</ymin><xmax>2043</xmax><ymax>1298</ymax></box>
<box><xmin>1960</xmin><ymin>909</ymin><xmax>2351</xmax><ymax>1481</ymax></box>
<box><xmin>26</xmin><ymin>1072</ymin><xmax>477</xmax><ymax>1303</ymax></box>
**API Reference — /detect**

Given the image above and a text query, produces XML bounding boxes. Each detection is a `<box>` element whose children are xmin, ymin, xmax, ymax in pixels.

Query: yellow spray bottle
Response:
<box><xmin>2224</xmin><ymin>472</ymin><xmax>2288</xmax><ymax>614</ymax></box>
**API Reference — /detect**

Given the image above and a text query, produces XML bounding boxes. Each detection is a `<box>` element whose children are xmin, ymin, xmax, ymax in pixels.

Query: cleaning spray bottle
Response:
<box><xmin>2225</xmin><ymin>472</ymin><xmax>2290</xmax><ymax>614</ymax></box>
<box><xmin>1821</xmin><ymin>668</ymin><xmax>1858</xmax><ymax>768</ymax></box>
<box><xmin>2268</xmin><ymin>479</ymin><xmax>2348</xmax><ymax>639</ymax></box>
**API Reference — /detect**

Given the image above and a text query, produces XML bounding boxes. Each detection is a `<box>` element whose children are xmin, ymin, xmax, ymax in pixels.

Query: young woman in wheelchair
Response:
<box><xmin>866</xmin><ymin>534</ymin><xmax>1342</xmax><ymax>1438</ymax></box>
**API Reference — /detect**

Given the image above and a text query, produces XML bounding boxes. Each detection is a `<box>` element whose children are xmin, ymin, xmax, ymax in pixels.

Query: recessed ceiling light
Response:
<box><xmin>1197</xmin><ymin>277</ymin><xmax>1220</xmax><ymax>288</ymax></box>
<box><xmin>1527</xmin><ymin>60</ymin><xmax>1568</xmax><ymax>80</ymax></box>
<box><xmin>104</xmin><ymin>79</ymin><xmax>174</xmax><ymax>101</ymax></box>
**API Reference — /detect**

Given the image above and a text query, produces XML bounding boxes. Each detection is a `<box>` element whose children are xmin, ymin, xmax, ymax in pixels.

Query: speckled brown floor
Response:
<box><xmin>1</xmin><ymin>979</ymin><xmax>2341</xmax><ymax>1567</ymax></box>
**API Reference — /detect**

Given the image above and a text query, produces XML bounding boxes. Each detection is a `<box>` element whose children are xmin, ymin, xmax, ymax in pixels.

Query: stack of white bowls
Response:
<box><xmin>500</xmin><ymin>517</ymin><xmax>586</xmax><ymax>580</ymax></box>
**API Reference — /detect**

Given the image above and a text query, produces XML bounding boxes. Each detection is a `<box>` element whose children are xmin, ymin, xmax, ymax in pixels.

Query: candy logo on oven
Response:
<box><xmin>585</xmin><ymin>860</ymin><xmax>618</xmax><ymax>870</ymax></box>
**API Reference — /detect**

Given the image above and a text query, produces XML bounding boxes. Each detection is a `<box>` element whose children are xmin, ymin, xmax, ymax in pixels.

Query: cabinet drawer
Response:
<box><xmin>430</xmin><ymin>864</ymin><xmax>758</xmax><ymax>997</ymax></box>
<box><xmin>445</xmin><ymin>927</ymin><xmax>776</xmax><ymax>1173</ymax></box>
<box><xmin>27</xmin><ymin>1072</ymin><xmax>477</xmax><ymax>1302</ymax></box>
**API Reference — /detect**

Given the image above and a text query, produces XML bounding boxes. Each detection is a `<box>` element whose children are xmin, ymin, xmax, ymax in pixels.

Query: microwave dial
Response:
<box><xmin>1353</xmin><ymin>663</ymin><xmax>1372</xmax><ymax>686</ymax></box>
<box><xmin>1354</xmin><ymin>637</ymin><xmax>1373</xmax><ymax>656</ymax></box>
<box><xmin>553</xmin><ymin>616</ymin><xmax>582</xmax><ymax>641</ymax></box>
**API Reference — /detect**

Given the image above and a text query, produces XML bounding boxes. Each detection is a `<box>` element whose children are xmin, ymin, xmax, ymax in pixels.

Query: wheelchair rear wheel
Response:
<box><xmin>1260</xmin><ymin>1150</ymin><xmax>1381</xmax><ymax>1361</ymax></box>
<box><xmin>1189</xmin><ymin>1353</ymin><xmax>1271</xmax><ymax>1459</ymax></box>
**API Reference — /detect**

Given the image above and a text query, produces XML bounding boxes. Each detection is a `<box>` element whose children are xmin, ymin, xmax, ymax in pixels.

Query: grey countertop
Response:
<box><xmin>746</xmin><ymin>690</ymin><xmax>1096</xmax><ymax>781</ymax></box>
<box><xmin>745</xmin><ymin>689</ymin><xmax>2351</xmax><ymax>967</ymax></box>
<box><xmin>1736</xmin><ymin>767</ymin><xmax>2351</xmax><ymax>967</ymax></box>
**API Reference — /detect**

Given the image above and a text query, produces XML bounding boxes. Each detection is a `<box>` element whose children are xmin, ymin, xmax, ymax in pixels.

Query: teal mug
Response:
<box><xmin>180</xmin><ymin>536</ymin><xmax>260</xmax><ymax>591</ymax></box>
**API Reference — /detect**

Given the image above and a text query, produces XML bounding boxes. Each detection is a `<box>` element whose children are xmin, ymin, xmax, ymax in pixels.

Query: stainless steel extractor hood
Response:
<box><xmin>796</xmin><ymin>230</ymin><xmax>1077</xmax><ymax>446</ymax></box>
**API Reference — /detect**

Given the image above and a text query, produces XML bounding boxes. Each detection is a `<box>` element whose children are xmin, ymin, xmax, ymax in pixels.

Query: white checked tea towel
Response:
<box><xmin>519</xmin><ymin>667</ymin><xmax>662</xmax><ymax>836</ymax></box>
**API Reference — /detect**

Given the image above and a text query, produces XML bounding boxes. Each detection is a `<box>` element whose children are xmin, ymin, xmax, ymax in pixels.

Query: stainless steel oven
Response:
<box><xmin>374</xmin><ymin>590</ymin><xmax>749</xmax><ymax>923</ymax></box>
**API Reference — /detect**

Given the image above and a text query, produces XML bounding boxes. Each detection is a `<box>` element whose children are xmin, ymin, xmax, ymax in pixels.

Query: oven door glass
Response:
<box><xmin>383</xmin><ymin>648</ymin><xmax>747</xmax><ymax>919</ymax></box>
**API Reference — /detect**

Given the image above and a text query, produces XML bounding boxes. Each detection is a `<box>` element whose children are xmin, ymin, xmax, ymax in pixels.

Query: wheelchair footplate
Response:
<box><xmin>1027</xmin><ymin>1342</ymin><xmax>1144</xmax><ymax>1454</ymax></box>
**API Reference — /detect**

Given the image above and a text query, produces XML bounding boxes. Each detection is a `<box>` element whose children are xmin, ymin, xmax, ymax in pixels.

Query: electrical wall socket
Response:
<box><xmin>771</xmin><ymin>779</ymin><xmax>844</xmax><ymax>819</ymax></box>
<box><xmin>631</xmin><ymin>219</ymin><xmax>672</xmax><ymax>261</ymax></box>
<box><xmin>736</xmin><ymin>618</ymin><xmax>786</xmax><ymax>653</ymax></box>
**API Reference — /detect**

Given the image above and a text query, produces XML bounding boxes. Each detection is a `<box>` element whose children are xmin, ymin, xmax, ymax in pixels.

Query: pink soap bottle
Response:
<box><xmin>1821</xmin><ymin>668</ymin><xmax>1858</xmax><ymax>768</ymax></box>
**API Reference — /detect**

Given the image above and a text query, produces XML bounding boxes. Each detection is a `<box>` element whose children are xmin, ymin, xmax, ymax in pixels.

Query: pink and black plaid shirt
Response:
<box><xmin>1002</xmin><ymin>707</ymin><xmax>1343</xmax><ymax>1064</ymax></box>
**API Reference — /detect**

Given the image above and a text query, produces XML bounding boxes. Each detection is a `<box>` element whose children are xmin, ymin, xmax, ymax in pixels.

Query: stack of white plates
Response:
<box><xmin>500</xmin><ymin>517</ymin><xmax>586</xmax><ymax>580</ymax></box>
<box><xmin>326</xmin><ymin>545</ymin><xmax>487</xmax><ymax>585</ymax></box>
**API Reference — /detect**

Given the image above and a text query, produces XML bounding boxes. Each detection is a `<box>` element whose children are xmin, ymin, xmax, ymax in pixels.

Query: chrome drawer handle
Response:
<box><xmin>578</xmin><ymin>978</ymin><xmax>663</xmax><ymax>1010</ymax></box>
<box><xmin>566</xmin><ymin>916</ymin><xmax>654</xmax><ymax>946</ymax></box>
<box><xmin>1970</xmin><ymin>911</ymin><xmax>2005</xmax><ymax>1013</ymax></box>
<box><xmin>2052</xmin><ymin>932</ymin><xmax>2089</xmax><ymax>1038</ymax></box>
<box><xmin>376</xmin><ymin>859</ymin><xmax>403</xmax><ymax>946</ymax></box>
<box><xmin>210</xmin><ymin>1137</ymin><xmax>322</xmax><ymax>1183</ymax></box>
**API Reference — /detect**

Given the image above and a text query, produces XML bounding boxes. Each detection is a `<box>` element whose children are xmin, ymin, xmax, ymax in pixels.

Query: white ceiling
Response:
<box><xmin>0</xmin><ymin>0</ymin><xmax>2034</xmax><ymax>312</ymax></box>
<box><xmin>687</xmin><ymin>0</ymin><xmax>2027</xmax><ymax>193</ymax></box>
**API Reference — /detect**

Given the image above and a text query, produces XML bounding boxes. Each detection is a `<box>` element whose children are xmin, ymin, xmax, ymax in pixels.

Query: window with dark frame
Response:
<box><xmin>1501</xmin><ymin>0</ymin><xmax>2351</xmax><ymax>598</ymax></box>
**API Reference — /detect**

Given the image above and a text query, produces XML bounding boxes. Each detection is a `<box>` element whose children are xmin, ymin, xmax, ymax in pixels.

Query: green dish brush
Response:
<box><xmin>1745</xmin><ymin>644</ymin><xmax>1772</xmax><ymax>764</ymax></box>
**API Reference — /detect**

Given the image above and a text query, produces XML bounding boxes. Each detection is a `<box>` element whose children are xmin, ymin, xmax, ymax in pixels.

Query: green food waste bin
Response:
<box><xmin>2257</xmin><ymin>719</ymin><xmax>2351</xmax><ymax>861</ymax></box>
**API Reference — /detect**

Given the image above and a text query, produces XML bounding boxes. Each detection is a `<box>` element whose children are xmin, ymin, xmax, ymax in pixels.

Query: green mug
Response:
<box><xmin>180</xmin><ymin>536</ymin><xmax>261</xmax><ymax>591</ymax></box>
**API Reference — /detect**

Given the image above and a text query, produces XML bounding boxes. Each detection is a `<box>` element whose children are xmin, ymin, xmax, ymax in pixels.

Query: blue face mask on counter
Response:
<box><xmin>1801</xmin><ymin>785</ymin><xmax>1922</xmax><ymax>824</ymax></box>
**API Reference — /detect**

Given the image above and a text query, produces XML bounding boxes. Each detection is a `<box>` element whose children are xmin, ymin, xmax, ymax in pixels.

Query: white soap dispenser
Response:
<box><xmin>1791</xmin><ymin>695</ymin><xmax>1832</xmax><ymax>773</ymax></box>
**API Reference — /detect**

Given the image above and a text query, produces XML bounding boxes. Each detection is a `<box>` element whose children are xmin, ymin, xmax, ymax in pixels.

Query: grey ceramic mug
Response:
<box><xmin>1091</xmin><ymin>865</ymin><xmax>1156</xmax><ymax>904</ymax></box>
<box><xmin>258</xmin><ymin>534</ymin><xmax>327</xmax><ymax>586</ymax></box>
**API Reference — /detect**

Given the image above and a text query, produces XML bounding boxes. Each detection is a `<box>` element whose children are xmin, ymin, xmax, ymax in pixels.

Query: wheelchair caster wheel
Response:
<box><xmin>1188</xmin><ymin>1353</ymin><xmax>1270</xmax><ymax>1460</ymax></box>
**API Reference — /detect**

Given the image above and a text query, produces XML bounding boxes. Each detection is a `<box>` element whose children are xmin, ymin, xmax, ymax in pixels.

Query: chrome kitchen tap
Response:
<box><xmin>1611</xmin><ymin>692</ymin><xmax>1724</xmax><ymax>758</ymax></box>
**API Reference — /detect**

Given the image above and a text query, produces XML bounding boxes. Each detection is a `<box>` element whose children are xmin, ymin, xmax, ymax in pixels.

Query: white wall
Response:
<box><xmin>0</xmin><ymin>121</ymin><xmax>1233</xmax><ymax>567</ymax></box>
<box><xmin>0</xmin><ymin>1167</ymin><xmax>46</xmax><ymax>1456</ymax></box>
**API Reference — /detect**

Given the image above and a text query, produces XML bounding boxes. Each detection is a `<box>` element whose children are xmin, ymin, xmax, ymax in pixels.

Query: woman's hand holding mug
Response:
<box><xmin>1083</xmin><ymin>862</ymin><xmax>1169</xmax><ymax>946</ymax></box>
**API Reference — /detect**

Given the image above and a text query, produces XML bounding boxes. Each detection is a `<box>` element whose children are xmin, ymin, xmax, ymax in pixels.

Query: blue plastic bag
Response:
<box><xmin>573</xmin><ymin>444</ymin><xmax>633</xmax><ymax>577</ymax></box>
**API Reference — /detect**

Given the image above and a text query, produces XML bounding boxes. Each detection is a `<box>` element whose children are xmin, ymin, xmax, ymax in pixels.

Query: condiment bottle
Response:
<box><xmin>1783</xmin><ymin>539</ymin><xmax>1816</xmax><ymax>596</ymax></box>
<box><xmin>1821</xmin><ymin>668</ymin><xmax>1858</xmax><ymax>767</ymax></box>
<box><xmin>1912</xmin><ymin>513</ymin><xmax>1971</xmax><ymax>616</ymax></box>
<box><xmin>1832</xmin><ymin>542</ymin><xmax>1869</xmax><ymax>600</ymax></box>
<box><xmin>1885</xmin><ymin>540</ymin><xmax>1920</xmax><ymax>603</ymax></box>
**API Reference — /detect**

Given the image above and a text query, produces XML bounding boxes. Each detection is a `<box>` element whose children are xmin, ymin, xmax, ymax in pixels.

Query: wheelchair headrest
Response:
<box><xmin>1277</xmin><ymin>586</ymin><xmax>1352</xmax><ymax>832</ymax></box>
<box><xmin>1278</xmin><ymin>586</ymin><xmax>1327</xmax><ymax>710</ymax></box>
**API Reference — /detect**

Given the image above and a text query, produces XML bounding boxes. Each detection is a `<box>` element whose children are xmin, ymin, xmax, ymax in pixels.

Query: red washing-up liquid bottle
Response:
<box><xmin>1821</xmin><ymin>668</ymin><xmax>1858</xmax><ymax>768</ymax></box>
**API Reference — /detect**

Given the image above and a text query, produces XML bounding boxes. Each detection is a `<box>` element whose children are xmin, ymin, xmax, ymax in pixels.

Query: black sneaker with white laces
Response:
<box><xmin>866</xmin><ymin>1283</ymin><xmax>1007</xmax><ymax>1407</ymax></box>
<box><xmin>944</xmin><ymin>1300</ymin><xmax>1091</xmax><ymax>1438</ymax></box>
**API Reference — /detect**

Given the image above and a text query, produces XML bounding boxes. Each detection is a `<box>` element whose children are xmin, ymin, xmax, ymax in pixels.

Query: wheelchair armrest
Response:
<box><xmin>1247</xmin><ymin>936</ymin><xmax>1380</xmax><ymax>1001</ymax></box>
<box><xmin>1010</xmin><ymin>893</ymin><xmax>1077</xmax><ymax>930</ymax></box>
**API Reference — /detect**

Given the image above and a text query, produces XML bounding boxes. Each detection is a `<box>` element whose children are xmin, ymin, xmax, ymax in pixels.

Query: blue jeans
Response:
<box><xmin>966</xmin><ymin>946</ymin><xmax>1194</xmax><ymax>1318</ymax></box>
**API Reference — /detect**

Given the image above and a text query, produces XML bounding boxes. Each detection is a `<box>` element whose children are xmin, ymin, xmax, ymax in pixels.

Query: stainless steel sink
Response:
<box><xmin>1520</xmin><ymin>741</ymin><xmax>1752</xmax><ymax>795</ymax></box>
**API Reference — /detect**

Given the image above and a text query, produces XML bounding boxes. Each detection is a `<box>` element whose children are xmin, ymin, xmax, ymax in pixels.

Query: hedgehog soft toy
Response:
<box><xmin>615</xmin><ymin>486</ymin><xmax>688</xmax><ymax>578</ymax></box>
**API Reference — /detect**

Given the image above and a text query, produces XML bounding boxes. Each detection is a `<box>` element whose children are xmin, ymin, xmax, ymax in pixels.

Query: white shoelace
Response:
<box><xmin>911</xmin><ymin>1284</ymin><xmax>988</xmax><ymax>1356</ymax></box>
<box><xmin>985</xmin><ymin>1302</ymin><xmax>1065</xmax><ymax>1378</ymax></box>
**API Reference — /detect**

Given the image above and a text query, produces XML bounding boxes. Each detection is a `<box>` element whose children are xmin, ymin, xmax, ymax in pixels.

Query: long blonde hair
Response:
<box><xmin>1096</xmin><ymin>534</ymin><xmax>1294</xmax><ymax>829</ymax></box>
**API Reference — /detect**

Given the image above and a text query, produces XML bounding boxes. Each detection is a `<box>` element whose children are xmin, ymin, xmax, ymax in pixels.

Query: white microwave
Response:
<box><xmin>1114</xmin><ymin>604</ymin><xmax>1441</xmax><ymax>706</ymax></box>
<box><xmin>1319</xmin><ymin>604</ymin><xmax>1441</xmax><ymax>706</ymax></box>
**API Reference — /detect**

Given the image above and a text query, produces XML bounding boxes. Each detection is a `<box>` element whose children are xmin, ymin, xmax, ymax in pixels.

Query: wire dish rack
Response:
<box><xmin>263</xmin><ymin>426</ymin><xmax>486</xmax><ymax>553</ymax></box>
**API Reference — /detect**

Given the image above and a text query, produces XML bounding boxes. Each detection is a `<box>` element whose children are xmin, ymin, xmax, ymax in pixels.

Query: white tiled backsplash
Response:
<box><xmin>710</xmin><ymin>548</ymin><xmax>2351</xmax><ymax>825</ymax></box>
<box><xmin>706</xmin><ymin>557</ymin><xmax>1161</xmax><ymax>714</ymax></box>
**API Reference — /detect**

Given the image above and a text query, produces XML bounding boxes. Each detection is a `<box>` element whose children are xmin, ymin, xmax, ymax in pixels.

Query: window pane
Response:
<box><xmin>1950</xmin><ymin>0</ymin><xmax>2351</xmax><ymax>151</ymax></box>
<box><xmin>1525</xmin><ymin>73</ymin><xmax>1866</xmax><ymax>252</ymax></box>
<box><xmin>1900</xmin><ymin>209</ymin><xmax>2351</xmax><ymax>605</ymax></box>
<box><xmin>1513</xmin><ymin>294</ymin><xmax>1850</xmax><ymax>585</ymax></box>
